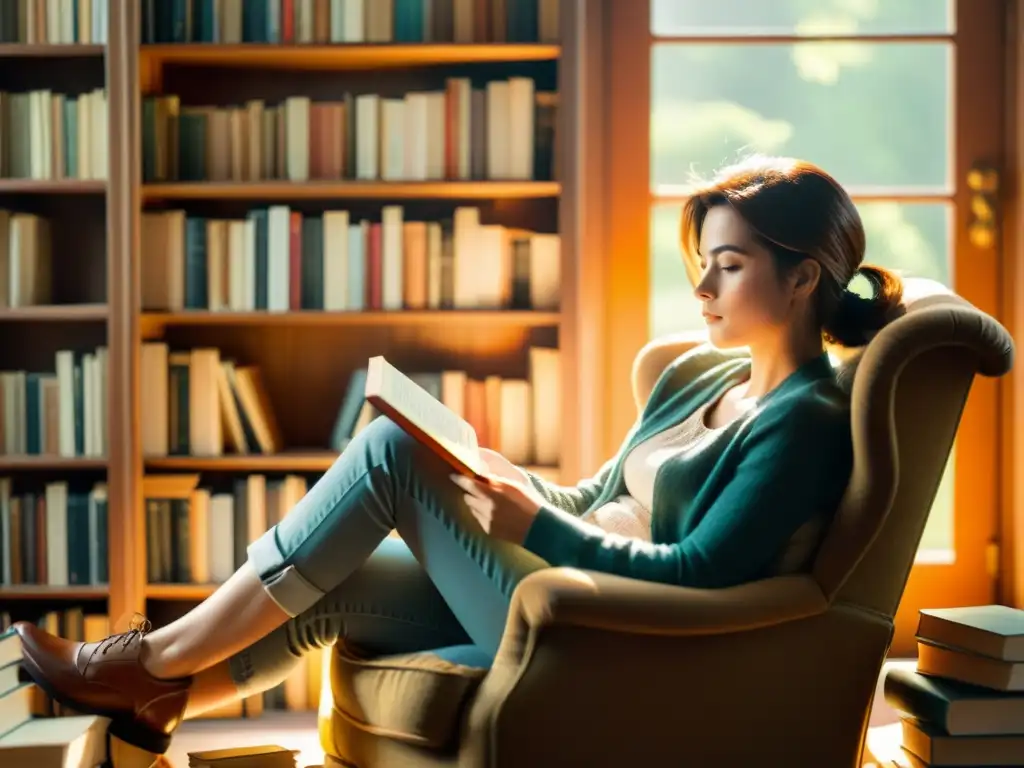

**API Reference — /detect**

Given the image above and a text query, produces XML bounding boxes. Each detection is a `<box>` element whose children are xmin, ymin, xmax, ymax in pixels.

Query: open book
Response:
<box><xmin>364</xmin><ymin>356</ymin><xmax>487</xmax><ymax>479</ymax></box>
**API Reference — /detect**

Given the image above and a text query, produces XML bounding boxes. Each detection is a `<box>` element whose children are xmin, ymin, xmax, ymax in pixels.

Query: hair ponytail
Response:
<box><xmin>822</xmin><ymin>264</ymin><xmax>904</xmax><ymax>348</ymax></box>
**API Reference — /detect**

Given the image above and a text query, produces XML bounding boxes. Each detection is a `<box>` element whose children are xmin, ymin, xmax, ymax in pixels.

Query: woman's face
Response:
<box><xmin>692</xmin><ymin>205</ymin><xmax>798</xmax><ymax>350</ymax></box>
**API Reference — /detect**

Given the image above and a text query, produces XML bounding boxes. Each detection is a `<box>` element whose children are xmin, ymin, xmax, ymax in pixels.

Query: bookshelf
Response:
<box><xmin>2</xmin><ymin>0</ymin><xmax>598</xmax><ymax>720</ymax></box>
<box><xmin>0</xmin><ymin>0</ymin><xmax>115</xmax><ymax>726</ymax></box>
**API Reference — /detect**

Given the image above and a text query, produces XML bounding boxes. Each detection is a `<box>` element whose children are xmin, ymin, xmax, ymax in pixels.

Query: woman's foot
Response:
<box><xmin>13</xmin><ymin>615</ymin><xmax>191</xmax><ymax>755</ymax></box>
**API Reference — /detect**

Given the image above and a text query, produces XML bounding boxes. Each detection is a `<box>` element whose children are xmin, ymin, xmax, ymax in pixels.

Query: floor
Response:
<box><xmin>863</xmin><ymin>659</ymin><xmax>916</xmax><ymax>766</ymax></box>
<box><xmin>161</xmin><ymin>659</ymin><xmax>917</xmax><ymax>768</ymax></box>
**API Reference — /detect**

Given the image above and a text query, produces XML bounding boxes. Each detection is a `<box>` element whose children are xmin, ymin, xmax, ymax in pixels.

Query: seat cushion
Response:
<box><xmin>327</xmin><ymin>641</ymin><xmax>490</xmax><ymax>751</ymax></box>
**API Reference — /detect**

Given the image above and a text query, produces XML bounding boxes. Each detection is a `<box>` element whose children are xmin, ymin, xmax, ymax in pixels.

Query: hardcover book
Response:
<box><xmin>364</xmin><ymin>355</ymin><xmax>487</xmax><ymax>479</ymax></box>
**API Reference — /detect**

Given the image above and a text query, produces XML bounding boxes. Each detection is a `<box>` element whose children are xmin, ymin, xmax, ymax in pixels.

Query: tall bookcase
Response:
<box><xmin>0</xmin><ymin>0</ymin><xmax>114</xmax><ymax>661</ymax></box>
<box><xmin>1</xmin><ymin>0</ymin><xmax>600</xmax><ymax>712</ymax></box>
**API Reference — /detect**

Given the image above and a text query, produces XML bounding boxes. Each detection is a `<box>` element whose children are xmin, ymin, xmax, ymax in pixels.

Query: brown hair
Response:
<box><xmin>679</xmin><ymin>155</ymin><xmax>904</xmax><ymax>348</ymax></box>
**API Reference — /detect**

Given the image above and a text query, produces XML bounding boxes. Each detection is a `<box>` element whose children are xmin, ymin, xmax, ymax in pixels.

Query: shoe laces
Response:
<box><xmin>100</xmin><ymin>613</ymin><xmax>153</xmax><ymax>655</ymax></box>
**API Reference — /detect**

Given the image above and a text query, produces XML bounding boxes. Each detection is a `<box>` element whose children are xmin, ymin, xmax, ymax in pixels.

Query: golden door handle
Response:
<box><xmin>967</xmin><ymin>165</ymin><xmax>999</xmax><ymax>249</ymax></box>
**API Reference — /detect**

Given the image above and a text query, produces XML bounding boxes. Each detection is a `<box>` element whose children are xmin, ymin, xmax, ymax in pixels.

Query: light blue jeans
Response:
<box><xmin>229</xmin><ymin>417</ymin><xmax>550</xmax><ymax>695</ymax></box>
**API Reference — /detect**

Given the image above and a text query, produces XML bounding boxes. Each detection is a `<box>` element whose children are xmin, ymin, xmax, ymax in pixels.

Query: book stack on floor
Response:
<box><xmin>0</xmin><ymin>626</ymin><xmax>108</xmax><ymax>766</ymax></box>
<box><xmin>883</xmin><ymin>605</ymin><xmax>1024</xmax><ymax>766</ymax></box>
<box><xmin>0</xmin><ymin>627</ymin><xmax>165</xmax><ymax>767</ymax></box>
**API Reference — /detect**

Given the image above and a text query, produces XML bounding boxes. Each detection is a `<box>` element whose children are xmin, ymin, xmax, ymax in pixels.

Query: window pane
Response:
<box><xmin>855</xmin><ymin>201</ymin><xmax>952</xmax><ymax>285</ymax></box>
<box><xmin>652</xmin><ymin>0</ymin><xmax>954</xmax><ymax>37</ymax></box>
<box><xmin>648</xmin><ymin>201</ymin><xmax>951</xmax><ymax>337</ymax></box>
<box><xmin>651</xmin><ymin>42</ymin><xmax>952</xmax><ymax>192</ymax></box>
<box><xmin>920</xmin><ymin>449</ymin><xmax>955</xmax><ymax>556</ymax></box>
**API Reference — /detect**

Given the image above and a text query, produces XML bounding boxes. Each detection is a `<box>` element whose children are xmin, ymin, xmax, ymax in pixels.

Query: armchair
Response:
<box><xmin>318</xmin><ymin>279</ymin><xmax>1014</xmax><ymax>768</ymax></box>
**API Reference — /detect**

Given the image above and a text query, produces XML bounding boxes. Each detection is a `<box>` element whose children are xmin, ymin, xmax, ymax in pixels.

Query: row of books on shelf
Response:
<box><xmin>142</xmin><ymin>80</ymin><xmax>555</xmax><ymax>183</ymax></box>
<box><xmin>0</xmin><ymin>346</ymin><xmax>107</xmax><ymax>459</ymax></box>
<box><xmin>0</xmin><ymin>88</ymin><xmax>109</xmax><ymax>182</ymax></box>
<box><xmin>141</xmin><ymin>0</ymin><xmax>560</xmax><ymax>46</ymax></box>
<box><xmin>883</xmin><ymin>605</ymin><xmax>1024</xmax><ymax>767</ymax></box>
<box><xmin>141</xmin><ymin>205</ymin><xmax>560</xmax><ymax>313</ymax></box>
<box><xmin>0</xmin><ymin>0</ymin><xmax>109</xmax><ymax>45</ymax></box>
<box><xmin>0</xmin><ymin>210</ymin><xmax>53</xmax><ymax>309</ymax></box>
<box><xmin>139</xmin><ymin>341</ymin><xmax>562</xmax><ymax>470</ymax></box>
<box><xmin>0</xmin><ymin>479</ymin><xmax>108</xmax><ymax>588</ymax></box>
<box><xmin>146</xmin><ymin>471</ymin><xmax>304</xmax><ymax>585</ymax></box>
<box><xmin>141</xmin><ymin>344</ymin><xmax>279</xmax><ymax>458</ymax></box>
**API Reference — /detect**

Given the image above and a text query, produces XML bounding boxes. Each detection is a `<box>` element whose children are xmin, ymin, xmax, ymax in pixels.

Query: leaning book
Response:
<box><xmin>364</xmin><ymin>356</ymin><xmax>487</xmax><ymax>479</ymax></box>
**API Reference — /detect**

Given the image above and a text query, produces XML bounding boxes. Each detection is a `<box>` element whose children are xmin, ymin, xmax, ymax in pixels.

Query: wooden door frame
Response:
<box><xmin>560</xmin><ymin>0</ymin><xmax>613</xmax><ymax>481</ymax></box>
<box><xmin>107</xmin><ymin>0</ymin><xmax>146</xmax><ymax>627</ymax></box>
<box><xmin>604</xmin><ymin>0</ymin><xmax>653</xmax><ymax>455</ymax></box>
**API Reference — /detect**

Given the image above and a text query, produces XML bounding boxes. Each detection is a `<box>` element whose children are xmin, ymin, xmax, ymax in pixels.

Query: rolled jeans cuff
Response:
<box><xmin>247</xmin><ymin>527</ymin><xmax>325</xmax><ymax>618</ymax></box>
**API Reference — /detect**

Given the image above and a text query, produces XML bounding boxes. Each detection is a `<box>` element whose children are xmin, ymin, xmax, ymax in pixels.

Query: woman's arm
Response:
<box><xmin>519</xmin><ymin>397</ymin><xmax>853</xmax><ymax>588</ymax></box>
<box><xmin>477</xmin><ymin>447</ymin><xmax>618</xmax><ymax>518</ymax></box>
<box><xmin>520</xmin><ymin>458</ymin><xmax>618</xmax><ymax>518</ymax></box>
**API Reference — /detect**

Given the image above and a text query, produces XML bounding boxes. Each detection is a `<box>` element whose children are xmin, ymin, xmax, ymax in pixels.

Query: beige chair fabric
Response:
<box><xmin>319</xmin><ymin>278</ymin><xmax>1014</xmax><ymax>768</ymax></box>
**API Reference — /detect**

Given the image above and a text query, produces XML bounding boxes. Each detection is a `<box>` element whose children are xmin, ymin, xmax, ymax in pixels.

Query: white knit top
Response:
<box><xmin>581</xmin><ymin>403</ymin><xmax>718</xmax><ymax>541</ymax></box>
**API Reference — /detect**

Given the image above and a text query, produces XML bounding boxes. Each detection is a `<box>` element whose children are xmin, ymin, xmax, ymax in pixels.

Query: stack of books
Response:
<box><xmin>0</xmin><ymin>629</ymin><xmax>33</xmax><ymax>741</ymax></box>
<box><xmin>883</xmin><ymin>605</ymin><xmax>1024</xmax><ymax>766</ymax></box>
<box><xmin>0</xmin><ymin>627</ymin><xmax>109</xmax><ymax>765</ymax></box>
<box><xmin>0</xmin><ymin>627</ymin><xmax>162</xmax><ymax>767</ymax></box>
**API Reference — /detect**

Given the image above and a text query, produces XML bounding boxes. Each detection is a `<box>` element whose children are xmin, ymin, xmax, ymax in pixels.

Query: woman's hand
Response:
<box><xmin>478</xmin><ymin>447</ymin><xmax>531</xmax><ymax>485</ymax></box>
<box><xmin>451</xmin><ymin>472</ymin><xmax>546</xmax><ymax>545</ymax></box>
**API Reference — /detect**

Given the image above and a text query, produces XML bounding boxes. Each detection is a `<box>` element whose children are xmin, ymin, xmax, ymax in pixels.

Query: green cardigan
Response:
<box><xmin>521</xmin><ymin>345</ymin><xmax>854</xmax><ymax>588</ymax></box>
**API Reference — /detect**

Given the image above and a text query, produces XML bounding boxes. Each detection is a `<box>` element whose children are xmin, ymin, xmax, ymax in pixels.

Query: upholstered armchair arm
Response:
<box><xmin>464</xmin><ymin>568</ymin><xmax>881</xmax><ymax>767</ymax></box>
<box><xmin>509</xmin><ymin>567</ymin><xmax>828</xmax><ymax>637</ymax></box>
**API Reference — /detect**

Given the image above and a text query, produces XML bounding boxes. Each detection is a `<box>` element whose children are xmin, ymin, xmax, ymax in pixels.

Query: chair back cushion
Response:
<box><xmin>812</xmin><ymin>278</ymin><xmax>1013</xmax><ymax>613</ymax></box>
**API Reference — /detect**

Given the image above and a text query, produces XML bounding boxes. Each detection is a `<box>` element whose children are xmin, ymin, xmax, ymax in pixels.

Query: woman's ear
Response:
<box><xmin>790</xmin><ymin>258</ymin><xmax>821</xmax><ymax>300</ymax></box>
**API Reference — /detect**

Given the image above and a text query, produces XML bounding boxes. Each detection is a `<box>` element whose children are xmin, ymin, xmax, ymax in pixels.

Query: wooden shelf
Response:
<box><xmin>0</xmin><ymin>455</ymin><xmax>107</xmax><ymax>470</ymax></box>
<box><xmin>0</xmin><ymin>179</ymin><xmax>106</xmax><ymax>194</ymax></box>
<box><xmin>140</xmin><ymin>309</ymin><xmax>560</xmax><ymax>337</ymax></box>
<box><xmin>140</xmin><ymin>43</ymin><xmax>560</xmax><ymax>71</ymax></box>
<box><xmin>146</xmin><ymin>583</ymin><xmax>217</xmax><ymax>601</ymax></box>
<box><xmin>141</xmin><ymin>180</ymin><xmax>560</xmax><ymax>201</ymax></box>
<box><xmin>146</xmin><ymin>454</ymin><xmax>561</xmax><ymax>480</ymax></box>
<box><xmin>0</xmin><ymin>304</ymin><xmax>108</xmax><ymax>321</ymax></box>
<box><xmin>0</xmin><ymin>44</ymin><xmax>104</xmax><ymax>58</ymax></box>
<box><xmin>146</xmin><ymin>452</ymin><xmax>339</xmax><ymax>472</ymax></box>
<box><xmin>0</xmin><ymin>585</ymin><xmax>108</xmax><ymax>600</ymax></box>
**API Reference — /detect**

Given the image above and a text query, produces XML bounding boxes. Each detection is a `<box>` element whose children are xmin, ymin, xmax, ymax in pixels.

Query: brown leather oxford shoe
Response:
<box><xmin>14</xmin><ymin>616</ymin><xmax>191</xmax><ymax>754</ymax></box>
